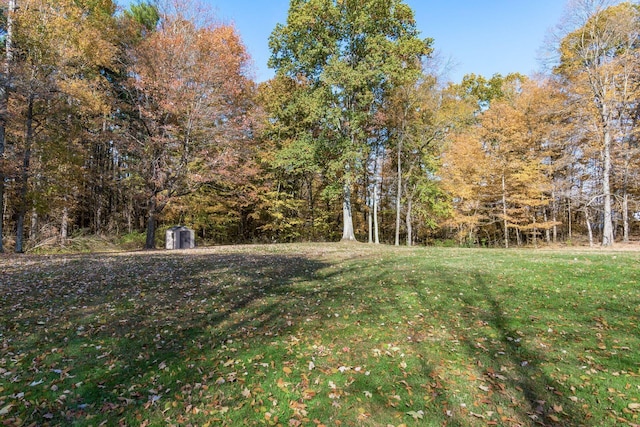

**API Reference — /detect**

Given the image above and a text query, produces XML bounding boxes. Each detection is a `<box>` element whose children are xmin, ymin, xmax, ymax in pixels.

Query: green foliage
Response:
<box><xmin>267</xmin><ymin>0</ymin><xmax>432</xmax><ymax>240</ymax></box>
<box><xmin>455</xmin><ymin>72</ymin><xmax>526</xmax><ymax>110</ymax></box>
<box><xmin>118</xmin><ymin>231</ymin><xmax>147</xmax><ymax>250</ymax></box>
<box><xmin>123</xmin><ymin>1</ymin><xmax>160</xmax><ymax>35</ymax></box>
<box><xmin>254</xmin><ymin>190</ymin><xmax>305</xmax><ymax>241</ymax></box>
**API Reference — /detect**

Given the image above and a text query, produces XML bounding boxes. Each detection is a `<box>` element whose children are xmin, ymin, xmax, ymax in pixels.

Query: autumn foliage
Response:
<box><xmin>0</xmin><ymin>0</ymin><xmax>638</xmax><ymax>251</ymax></box>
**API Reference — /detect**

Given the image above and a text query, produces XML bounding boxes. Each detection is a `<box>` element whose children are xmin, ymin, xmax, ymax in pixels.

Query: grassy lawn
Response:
<box><xmin>1</xmin><ymin>243</ymin><xmax>639</xmax><ymax>426</ymax></box>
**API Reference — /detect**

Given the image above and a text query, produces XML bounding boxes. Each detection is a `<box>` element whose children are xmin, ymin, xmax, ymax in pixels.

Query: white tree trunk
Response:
<box><xmin>373</xmin><ymin>180</ymin><xmax>379</xmax><ymax>244</ymax></box>
<box><xmin>585</xmin><ymin>208</ymin><xmax>594</xmax><ymax>248</ymax></box>
<box><xmin>601</xmin><ymin>125</ymin><xmax>614</xmax><ymax>246</ymax></box>
<box><xmin>341</xmin><ymin>180</ymin><xmax>356</xmax><ymax>241</ymax></box>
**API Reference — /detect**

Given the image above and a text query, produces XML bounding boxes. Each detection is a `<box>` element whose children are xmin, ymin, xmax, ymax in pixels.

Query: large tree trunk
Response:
<box><xmin>341</xmin><ymin>180</ymin><xmax>356</xmax><ymax>241</ymax></box>
<box><xmin>145</xmin><ymin>212</ymin><xmax>157</xmax><ymax>249</ymax></box>
<box><xmin>145</xmin><ymin>196</ymin><xmax>159</xmax><ymax>249</ymax></box>
<box><xmin>15</xmin><ymin>94</ymin><xmax>34</xmax><ymax>253</ymax></box>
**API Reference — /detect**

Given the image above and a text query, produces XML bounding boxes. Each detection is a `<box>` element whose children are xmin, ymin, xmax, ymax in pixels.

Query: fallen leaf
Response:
<box><xmin>406</xmin><ymin>410</ymin><xmax>424</xmax><ymax>420</ymax></box>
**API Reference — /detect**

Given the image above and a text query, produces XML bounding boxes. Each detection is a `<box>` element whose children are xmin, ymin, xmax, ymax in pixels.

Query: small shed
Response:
<box><xmin>166</xmin><ymin>226</ymin><xmax>195</xmax><ymax>250</ymax></box>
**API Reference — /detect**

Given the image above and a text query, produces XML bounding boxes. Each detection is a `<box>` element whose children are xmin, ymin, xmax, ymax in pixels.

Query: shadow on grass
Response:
<box><xmin>437</xmin><ymin>273</ymin><xmax>593</xmax><ymax>426</ymax></box>
<box><xmin>2</xmin><ymin>247</ymin><xmax>634</xmax><ymax>426</ymax></box>
<box><xmin>368</xmin><ymin>254</ymin><xmax>597</xmax><ymax>427</ymax></box>
<box><xmin>1</xmin><ymin>251</ymin><xmax>337</xmax><ymax>425</ymax></box>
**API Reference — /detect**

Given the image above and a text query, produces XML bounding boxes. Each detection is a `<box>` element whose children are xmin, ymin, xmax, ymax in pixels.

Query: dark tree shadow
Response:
<box><xmin>1</xmin><ymin>250</ymin><xmax>339</xmax><ymax>425</ymax></box>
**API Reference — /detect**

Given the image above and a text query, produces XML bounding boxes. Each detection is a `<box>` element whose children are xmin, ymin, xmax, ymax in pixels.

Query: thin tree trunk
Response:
<box><xmin>552</xmin><ymin>191</ymin><xmax>558</xmax><ymax>243</ymax></box>
<box><xmin>366</xmin><ymin>168</ymin><xmax>372</xmax><ymax>244</ymax></box>
<box><xmin>367</xmin><ymin>207</ymin><xmax>372</xmax><ymax>243</ymax></box>
<box><xmin>61</xmin><ymin>205</ymin><xmax>69</xmax><ymax>243</ymax></box>
<box><xmin>622</xmin><ymin>192</ymin><xmax>629</xmax><ymax>243</ymax></box>
<box><xmin>601</xmin><ymin>115</ymin><xmax>614</xmax><ymax>246</ymax></box>
<box><xmin>405</xmin><ymin>196</ymin><xmax>412</xmax><ymax>246</ymax></box>
<box><xmin>0</xmin><ymin>166</ymin><xmax>4</xmax><ymax>253</ymax></box>
<box><xmin>502</xmin><ymin>174</ymin><xmax>509</xmax><ymax>248</ymax></box>
<box><xmin>30</xmin><ymin>207</ymin><xmax>37</xmax><ymax>241</ymax></box>
<box><xmin>15</xmin><ymin>94</ymin><xmax>34</xmax><ymax>253</ymax></box>
<box><xmin>395</xmin><ymin>136</ymin><xmax>402</xmax><ymax>246</ymax></box>
<box><xmin>567</xmin><ymin>198</ymin><xmax>572</xmax><ymax>241</ymax></box>
<box><xmin>0</xmin><ymin>0</ymin><xmax>15</xmax><ymax>253</ymax></box>
<box><xmin>544</xmin><ymin>209</ymin><xmax>551</xmax><ymax>244</ymax></box>
<box><xmin>373</xmin><ymin>179</ymin><xmax>379</xmax><ymax>244</ymax></box>
<box><xmin>585</xmin><ymin>208</ymin><xmax>594</xmax><ymax>248</ymax></box>
<box><xmin>308</xmin><ymin>178</ymin><xmax>315</xmax><ymax>240</ymax></box>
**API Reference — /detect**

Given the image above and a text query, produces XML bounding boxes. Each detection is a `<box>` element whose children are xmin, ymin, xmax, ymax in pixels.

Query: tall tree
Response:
<box><xmin>441</xmin><ymin>77</ymin><xmax>557</xmax><ymax>247</ymax></box>
<box><xmin>125</xmin><ymin>2</ymin><xmax>254</xmax><ymax>248</ymax></box>
<box><xmin>9</xmin><ymin>0</ymin><xmax>117</xmax><ymax>252</ymax></box>
<box><xmin>556</xmin><ymin>0</ymin><xmax>640</xmax><ymax>246</ymax></box>
<box><xmin>0</xmin><ymin>0</ymin><xmax>15</xmax><ymax>252</ymax></box>
<box><xmin>386</xmin><ymin>72</ymin><xmax>474</xmax><ymax>245</ymax></box>
<box><xmin>268</xmin><ymin>0</ymin><xmax>431</xmax><ymax>241</ymax></box>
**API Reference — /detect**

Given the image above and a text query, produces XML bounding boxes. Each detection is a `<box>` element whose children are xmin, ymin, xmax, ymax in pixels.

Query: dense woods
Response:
<box><xmin>0</xmin><ymin>0</ymin><xmax>638</xmax><ymax>252</ymax></box>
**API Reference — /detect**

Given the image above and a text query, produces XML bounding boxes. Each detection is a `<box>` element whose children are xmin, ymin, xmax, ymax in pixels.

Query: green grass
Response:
<box><xmin>1</xmin><ymin>244</ymin><xmax>639</xmax><ymax>426</ymax></box>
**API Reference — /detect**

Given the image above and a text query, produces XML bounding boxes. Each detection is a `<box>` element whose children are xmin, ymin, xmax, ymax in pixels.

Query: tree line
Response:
<box><xmin>0</xmin><ymin>0</ymin><xmax>637</xmax><ymax>252</ymax></box>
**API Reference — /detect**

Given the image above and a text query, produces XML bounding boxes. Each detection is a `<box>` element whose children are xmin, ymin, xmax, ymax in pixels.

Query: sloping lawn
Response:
<box><xmin>1</xmin><ymin>243</ymin><xmax>639</xmax><ymax>426</ymax></box>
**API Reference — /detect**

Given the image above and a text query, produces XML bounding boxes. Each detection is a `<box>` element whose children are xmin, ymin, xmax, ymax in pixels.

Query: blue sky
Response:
<box><xmin>119</xmin><ymin>1</ymin><xmax>568</xmax><ymax>83</ymax></box>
